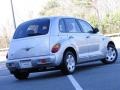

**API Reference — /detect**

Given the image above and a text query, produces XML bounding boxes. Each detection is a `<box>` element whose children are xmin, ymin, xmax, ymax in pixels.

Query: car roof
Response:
<box><xmin>41</xmin><ymin>16</ymin><xmax>91</xmax><ymax>25</ymax></box>
<box><xmin>21</xmin><ymin>16</ymin><xmax>75</xmax><ymax>23</ymax></box>
<box><xmin>19</xmin><ymin>16</ymin><xmax>87</xmax><ymax>27</ymax></box>
<box><xmin>39</xmin><ymin>16</ymin><xmax>75</xmax><ymax>19</ymax></box>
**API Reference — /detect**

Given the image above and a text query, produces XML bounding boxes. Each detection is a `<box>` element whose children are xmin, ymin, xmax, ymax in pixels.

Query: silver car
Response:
<box><xmin>6</xmin><ymin>16</ymin><xmax>118</xmax><ymax>80</ymax></box>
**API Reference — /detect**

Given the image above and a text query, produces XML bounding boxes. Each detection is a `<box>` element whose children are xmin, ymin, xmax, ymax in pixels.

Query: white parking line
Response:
<box><xmin>67</xmin><ymin>75</ymin><xmax>83</xmax><ymax>90</ymax></box>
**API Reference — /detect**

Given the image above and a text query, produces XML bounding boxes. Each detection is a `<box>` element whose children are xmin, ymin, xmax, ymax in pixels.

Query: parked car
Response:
<box><xmin>6</xmin><ymin>16</ymin><xmax>118</xmax><ymax>80</ymax></box>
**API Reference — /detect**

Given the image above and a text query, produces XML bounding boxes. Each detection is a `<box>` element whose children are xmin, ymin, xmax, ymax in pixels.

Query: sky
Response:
<box><xmin>0</xmin><ymin>0</ymin><xmax>119</xmax><ymax>26</ymax></box>
<box><xmin>0</xmin><ymin>0</ymin><xmax>48</xmax><ymax>31</ymax></box>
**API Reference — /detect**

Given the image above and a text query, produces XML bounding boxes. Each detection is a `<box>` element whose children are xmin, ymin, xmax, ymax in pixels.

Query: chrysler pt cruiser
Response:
<box><xmin>6</xmin><ymin>16</ymin><xmax>118</xmax><ymax>80</ymax></box>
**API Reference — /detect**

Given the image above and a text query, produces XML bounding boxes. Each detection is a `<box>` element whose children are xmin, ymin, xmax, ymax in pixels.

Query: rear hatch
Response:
<box><xmin>8</xmin><ymin>18</ymin><xmax>50</xmax><ymax>60</ymax></box>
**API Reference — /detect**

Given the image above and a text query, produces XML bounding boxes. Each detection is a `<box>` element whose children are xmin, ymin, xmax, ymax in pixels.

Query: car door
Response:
<box><xmin>77</xmin><ymin>19</ymin><xmax>104</xmax><ymax>60</ymax></box>
<box><xmin>63</xmin><ymin>18</ymin><xmax>89</xmax><ymax>62</ymax></box>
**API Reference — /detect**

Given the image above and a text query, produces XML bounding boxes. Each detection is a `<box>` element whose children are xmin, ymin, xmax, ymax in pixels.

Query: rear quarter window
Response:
<box><xmin>59</xmin><ymin>19</ymin><xmax>66</xmax><ymax>33</ymax></box>
<box><xmin>13</xmin><ymin>19</ymin><xmax>50</xmax><ymax>39</ymax></box>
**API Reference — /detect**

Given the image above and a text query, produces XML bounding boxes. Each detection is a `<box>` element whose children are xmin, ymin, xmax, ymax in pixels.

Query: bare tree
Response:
<box><xmin>0</xmin><ymin>21</ymin><xmax>12</xmax><ymax>48</ymax></box>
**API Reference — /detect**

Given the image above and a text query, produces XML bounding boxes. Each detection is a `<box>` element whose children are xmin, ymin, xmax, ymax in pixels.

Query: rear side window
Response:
<box><xmin>13</xmin><ymin>19</ymin><xmax>50</xmax><ymax>39</ymax></box>
<box><xmin>64</xmin><ymin>18</ymin><xmax>81</xmax><ymax>33</ymax></box>
<box><xmin>59</xmin><ymin>19</ymin><xmax>66</xmax><ymax>33</ymax></box>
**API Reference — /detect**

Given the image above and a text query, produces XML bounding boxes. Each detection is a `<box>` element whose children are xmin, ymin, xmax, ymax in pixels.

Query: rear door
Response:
<box><xmin>8</xmin><ymin>19</ymin><xmax>50</xmax><ymax>60</ymax></box>
<box><xmin>77</xmin><ymin>19</ymin><xmax>103</xmax><ymax>60</ymax></box>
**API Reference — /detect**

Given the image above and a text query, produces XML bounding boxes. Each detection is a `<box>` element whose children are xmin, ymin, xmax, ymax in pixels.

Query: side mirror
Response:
<box><xmin>93</xmin><ymin>28</ymin><xmax>99</xmax><ymax>33</ymax></box>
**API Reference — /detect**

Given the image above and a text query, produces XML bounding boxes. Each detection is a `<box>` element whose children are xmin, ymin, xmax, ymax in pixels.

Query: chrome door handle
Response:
<box><xmin>86</xmin><ymin>36</ymin><xmax>90</xmax><ymax>38</ymax></box>
<box><xmin>69</xmin><ymin>36</ymin><xmax>74</xmax><ymax>39</ymax></box>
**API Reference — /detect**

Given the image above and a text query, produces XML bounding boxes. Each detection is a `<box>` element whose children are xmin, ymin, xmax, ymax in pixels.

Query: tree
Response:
<box><xmin>101</xmin><ymin>11</ymin><xmax>120</xmax><ymax>34</ymax></box>
<box><xmin>39</xmin><ymin>0</ymin><xmax>59</xmax><ymax>16</ymax></box>
<box><xmin>88</xmin><ymin>15</ymin><xmax>98</xmax><ymax>27</ymax></box>
<box><xmin>0</xmin><ymin>21</ymin><xmax>12</xmax><ymax>48</ymax></box>
<box><xmin>38</xmin><ymin>0</ymin><xmax>120</xmax><ymax>34</ymax></box>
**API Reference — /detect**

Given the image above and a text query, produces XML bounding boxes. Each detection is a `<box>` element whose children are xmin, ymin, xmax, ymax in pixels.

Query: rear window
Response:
<box><xmin>13</xmin><ymin>19</ymin><xmax>50</xmax><ymax>39</ymax></box>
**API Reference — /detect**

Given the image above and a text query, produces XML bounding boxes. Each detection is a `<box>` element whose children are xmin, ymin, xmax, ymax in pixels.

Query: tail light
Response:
<box><xmin>51</xmin><ymin>43</ymin><xmax>61</xmax><ymax>53</ymax></box>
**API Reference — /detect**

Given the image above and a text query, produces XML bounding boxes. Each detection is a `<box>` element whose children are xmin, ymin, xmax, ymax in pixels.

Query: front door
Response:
<box><xmin>77</xmin><ymin>19</ymin><xmax>103</xmax><ymax>61</ymax></box>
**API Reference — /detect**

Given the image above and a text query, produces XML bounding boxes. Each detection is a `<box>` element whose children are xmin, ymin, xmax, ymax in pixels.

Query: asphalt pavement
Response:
<box><xmin>0</xmin><ymin>49</ymin><xmax>120</xmax><ymax>90</ymax></box>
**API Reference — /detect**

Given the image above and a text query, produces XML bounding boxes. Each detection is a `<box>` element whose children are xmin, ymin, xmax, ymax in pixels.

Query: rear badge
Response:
<box><xmin>25</xmin><ymin>48</ymin><xmax>31</xmax><ymax>51</ymax></box>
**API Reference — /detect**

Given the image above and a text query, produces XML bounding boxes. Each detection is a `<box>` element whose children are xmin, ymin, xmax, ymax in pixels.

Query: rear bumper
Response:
<box><xmin>6</xmin><ymin>55</ymin><xmax>56</xmax><ymax>73</ymax></box>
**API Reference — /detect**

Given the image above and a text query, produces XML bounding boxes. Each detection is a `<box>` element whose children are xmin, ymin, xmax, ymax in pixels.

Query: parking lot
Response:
<box><xmin>0</xmin><ymin>0</ymin><xmax>120</xmax><ymax>89</ymax></box>
<box><xmin>0</xmin><ymin>49</ymin><xmax>119</xmax><ymax>90</ymax></box>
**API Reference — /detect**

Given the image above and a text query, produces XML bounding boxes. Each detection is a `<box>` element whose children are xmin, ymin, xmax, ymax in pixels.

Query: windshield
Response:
<box><xmin>13</xmin><ymin>19</ymin><xmax>50</xmax><ymax>39</ymax></box>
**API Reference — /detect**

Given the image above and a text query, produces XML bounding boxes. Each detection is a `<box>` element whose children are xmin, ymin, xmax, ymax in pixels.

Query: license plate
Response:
<box><xmin>20</xmin><ymin>60</ymin><xmax>32</xmax><ymax>68</ymax></box>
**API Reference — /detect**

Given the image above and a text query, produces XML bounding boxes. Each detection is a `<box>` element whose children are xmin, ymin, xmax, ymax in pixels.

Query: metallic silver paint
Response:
<box><xmin>6</xmin><ymin>16</ymin><xmax>114</xmax><ymax>71</ymax></box>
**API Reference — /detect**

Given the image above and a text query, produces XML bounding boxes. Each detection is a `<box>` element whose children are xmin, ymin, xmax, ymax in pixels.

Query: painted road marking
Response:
<box><xmin>67</xmin><ymin>75</ymin><xmax>83</xmax><ymax>90</ymax></box>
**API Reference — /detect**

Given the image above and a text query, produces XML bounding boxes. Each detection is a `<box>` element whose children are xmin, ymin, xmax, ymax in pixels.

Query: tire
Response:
<box><xmin>13</xmin><ymin>71</ymin><xmax>29</xmax><ymax>80</ymax></box>
<box><xmin>61</xmin><ymin>51</ymin><xmax>76</xmax><ymax>75</ymax></box>
<box><xmin>101</xmin><ymin>44</ymin><xmax>118</xmax><ymax>64</ymax></box>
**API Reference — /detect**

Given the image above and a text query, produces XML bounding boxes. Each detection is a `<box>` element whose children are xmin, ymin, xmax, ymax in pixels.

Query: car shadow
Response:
<box><xmin>29</xmin><ymin>70</ymin><xmax>63</xmax><ymax>80</ymax></box>
<box><xmin>76</xmin><ymin>61</ymin><xmax>105</xmax><ymax>73</ymax></box>
<box><xmin>16</xmin><ymin>62</ymin><xmax>105</xmax><ymax>82</ymax></box>
<box><xmin>16</xmin><ymin>62</ymin><xmax>120</xmax><ymax>82</ymax></box>
<box><xmin>14</xmin><ymin>70</ymin><xmax>64</xmax><ymax>82</ymax></box>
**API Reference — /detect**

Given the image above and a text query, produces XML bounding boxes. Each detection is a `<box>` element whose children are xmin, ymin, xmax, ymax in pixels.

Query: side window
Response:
<box><xmin>59</xmin><ymin>19</ymin><xmax>66</xmax><ymax>33</ymax></box>
<box><xmin>64</xmin><ymin>19</ymin><xmax>81</xmax><ymax>33</ymax></box>
<box><xmin>78</xmin><ymin>20</ymin><xmax>93</xmax><ymax>33</ymax></box>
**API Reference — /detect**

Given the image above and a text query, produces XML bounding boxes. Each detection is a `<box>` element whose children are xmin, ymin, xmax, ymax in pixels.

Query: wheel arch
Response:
<box><xmin>107</xmin><ymin>41</ymin><xmax>115</xmax><ymax>47</ymax></box>
<box><xmin>63</xmin><ymin>47</ymin><xmax>78</xmax><ymax>63</ymax></box>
